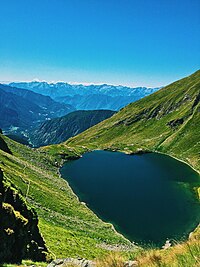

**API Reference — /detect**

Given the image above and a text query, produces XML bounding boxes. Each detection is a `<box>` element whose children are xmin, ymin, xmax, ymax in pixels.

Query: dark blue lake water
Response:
<box><xmin>60</xmin><ymin>150</ymin><xmax>200</xmax><ymax>247</ymax></box>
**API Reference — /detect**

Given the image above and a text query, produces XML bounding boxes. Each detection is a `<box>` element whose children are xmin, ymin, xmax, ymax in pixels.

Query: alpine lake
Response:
<box><xmin>60</xmin><ymin>150</ymin><xmax>200</xmax><ymax>247</ymax></box>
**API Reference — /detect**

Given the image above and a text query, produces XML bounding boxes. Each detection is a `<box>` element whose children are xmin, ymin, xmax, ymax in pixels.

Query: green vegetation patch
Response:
<box><xmin>0</xmin><ymin>135</ymin><xmax>134</xmax><ymax>259</ymax></box>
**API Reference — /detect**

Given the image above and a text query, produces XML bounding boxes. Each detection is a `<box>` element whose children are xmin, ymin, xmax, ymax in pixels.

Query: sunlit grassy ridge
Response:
<box><xmin>0</xmin><ymin>135</ymin><xmax>134</xmax><ymax>260</ymax></box>
<box><xmin>63</xmin><ymin>70</ymin><xmax>200</xmax><ymax>173</ymax></box>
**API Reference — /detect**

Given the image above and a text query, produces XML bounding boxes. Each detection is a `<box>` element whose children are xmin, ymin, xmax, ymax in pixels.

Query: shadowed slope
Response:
<box><xmin>29</xmin><ymin>110</ymin><xmax>116</xmax><ymax>147</ymax></box>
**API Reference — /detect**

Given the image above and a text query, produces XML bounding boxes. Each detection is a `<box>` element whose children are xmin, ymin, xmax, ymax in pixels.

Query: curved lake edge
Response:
<box><xmin>116</xmin><ymin>148</ymin><xmax>200</xmax><ymax>176</ymax></box>
<box><xmin>57</xmin><ymin>162</ymin><xmax>135</xmax><ymax>248</ymax></box>
<box><xmin>59</xmin><ymin>148</ymin><xmax>200</xmax><ymax>248</ymax></box>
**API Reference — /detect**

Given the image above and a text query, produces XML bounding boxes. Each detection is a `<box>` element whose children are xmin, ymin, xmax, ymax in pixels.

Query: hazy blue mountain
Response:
<box><xmin>9</xmin><ymin>82</ymin><xmax>160</xmax><ymax>111</ymax></box>
<box><xmin>9</xmin><ymin>81</ymin><xmax>159</xmax><ymax>97</ymax></box>
<box><xmin>29</xmin><ymin>110</ymin><xmax>116</xmax><ymax>147</ymax></box>
<box><xmin>55</xmin><ymin>94</ymin><xmax>149</xmax><ymax>110</ymax></box>
<box><xmin>1</xmin><ymin>84</ymin><xmax>75</xmax><ymax>117</ymax></box>
<box><xmin>0</xmin><ymin>88</ymin><xmax>43</xmax><ymax>129</ymax></box>
<box><xmin>0</xmin><ymin>84</ymin><xmax>75</xmax><ymax>133</ymax></box>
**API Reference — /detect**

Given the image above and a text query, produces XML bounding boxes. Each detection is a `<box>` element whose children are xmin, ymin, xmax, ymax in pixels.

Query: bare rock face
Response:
<box><xmin>0</xmin><ymin>168</ymin><xmax>48</xmax><ymax>264</ymax></box>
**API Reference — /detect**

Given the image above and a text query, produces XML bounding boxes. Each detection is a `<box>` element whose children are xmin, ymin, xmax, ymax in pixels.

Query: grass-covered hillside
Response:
<box><xmin>0</xmin><ymin>134</ymin><xmax>134</xmax><ymax>262</ymax></box>
<box><xmin>64</xmin><ymin>70</ymin><xmax>200</xmax><ymax>174</ymax></box>
<box><xmin>29</xmin><ymin>110</ymin><xmax>116</xmax><ymax>147</ymax></box>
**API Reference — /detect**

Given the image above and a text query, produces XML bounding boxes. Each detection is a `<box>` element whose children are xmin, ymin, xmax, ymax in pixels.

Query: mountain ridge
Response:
<box><xmin>58</xmin><ymin>70</ymin><xmax>200</xmax><ymax>173</ymax></box>
<box><xmin>1</xmin><ymin>84</ymin><xmax>75</xmax><ymax>115</ymax></box>
<box><xmin>29</xmin><ymin>110</ymin><xmax>116</xmax><ymax>147</ymax></box>
<box><xmin>9</xmin><ymin>81</ymin><xmax>159</xmax><ymax>97</ymax></box>
<box><xmin>9</xmin><ymin>82</ymin><xmax>160</xmax><ymax>111</ymax></box>
<box><xmin>0</xmin><ymin>84</ymin><xmax>75</xmax><ymax>135</ymax></box>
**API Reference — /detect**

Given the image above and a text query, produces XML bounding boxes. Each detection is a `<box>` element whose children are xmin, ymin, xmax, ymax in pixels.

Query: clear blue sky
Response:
<box><xmin>0</xmin><ymin>0</ymin><xmax>199</xmax><ymax>87</ymax></box>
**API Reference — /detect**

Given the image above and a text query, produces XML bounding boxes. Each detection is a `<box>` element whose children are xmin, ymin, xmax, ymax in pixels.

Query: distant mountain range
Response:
<box><xmin>9</xmin><ymin>82</ymin><xmax>160</xmax><ymax>111</ymax></box>
<box><xmin>0</xmin><ymin>84</ymin><xmax>75</xmax><ymax>131</ymax></box>
<box><xmin>55</xmin><ymin>94</ymin><xmax>146</xmax><ymax>111</ymax></box>
<box><xmin>1</xmin><ymin>81</ymin><xmax>160</xmax><ymax>145</ymax></box>
<box><xmin>29</xmin><ymin>110</ymin><xmax>116</xmax><ymax>147</ymax></box>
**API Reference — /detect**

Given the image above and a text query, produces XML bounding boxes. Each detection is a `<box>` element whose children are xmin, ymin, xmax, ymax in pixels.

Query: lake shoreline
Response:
<box><xmin>60</xmin><ymin>150</ymin><xmax>200</xmax><ymax>248</ymax></box>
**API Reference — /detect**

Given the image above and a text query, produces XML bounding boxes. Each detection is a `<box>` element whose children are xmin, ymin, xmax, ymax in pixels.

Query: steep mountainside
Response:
<box><xmin>29</xmin><ymin>110</ymin><xmax>116</xmax><ymax>147</ymax></box>
<box><xmin>0</xmin><ymin>88</ymin><xmax>43</xmax><ymax>129</ymax></box>
<box><xmin>0</xmin><ymin>134</ymin><xmax>133</xmax><ymax>261</ymax></box>
<box><xmin>0</xmin><ymin>136</ymin><xmax>47</xmax><ymax>263</ymax></box>
<box><xmin>0</xmin><ymin>85</ymin><xmax>75</xmax><ymax>140</ymax></box>
<box><xmin>64</xmin><ymin>70</ymin><xmax>200</xmax><ymax>173</ymax></box>
<box><xmin>9</xmin><ymin>82</ymin><xmax>159</xmax><ymax>111</ymax></box>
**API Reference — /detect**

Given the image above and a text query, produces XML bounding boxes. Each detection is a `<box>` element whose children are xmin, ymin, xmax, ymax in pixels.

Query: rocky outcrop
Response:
<box><xmin>47</xmin><ymin>258</ymin><xmax>95</xmax><ymax>267</ymax></box>
<box><xmin>0</xmin><ymin>134</ymin><xmax>12</xmax><ymax>154</ymax></box>
<box><xmin>192</xmin><ymin>91</ymin><xmax>200</xmax><ymax>110</ymax></box>
<box><xmin>167</xmin><ymin>118</ymin><xmax>184</xmax><ymax>129</ymax></box>
<box><xmin>47</xmin><ymin>258</ymin><xmax>138</xmax><ymax>267</ymax></box>
<box><xmin>0</xmin><ymin>168</ymin><xmax>48</xmax><ymax>264</ymax></box>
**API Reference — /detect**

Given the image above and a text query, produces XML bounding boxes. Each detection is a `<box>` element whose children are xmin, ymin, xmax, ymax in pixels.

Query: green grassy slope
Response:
<box><xmin>0</xmin><ymin>135</ymin><xmax>134</xmax><ymax>260</ymax></box>
<box><xmin>29</xmin><ymin>109</ymin><xmax>116</xmax><ymax>147</ymax></box>
<box><xmin>64</xmin><ymin>70</ymin><xmax>200</xmax><ymax>173</ymax></box>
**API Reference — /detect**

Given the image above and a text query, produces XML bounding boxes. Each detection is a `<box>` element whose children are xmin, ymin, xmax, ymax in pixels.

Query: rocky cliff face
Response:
<box><xmin>0</xmin><ymin>167</ymin><xmax>48</xmax><ymax>263</ymax></box>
